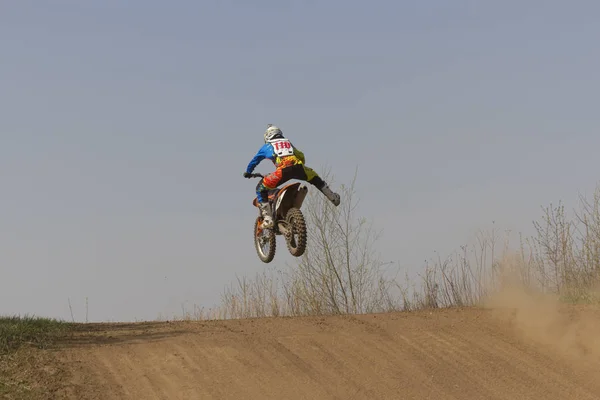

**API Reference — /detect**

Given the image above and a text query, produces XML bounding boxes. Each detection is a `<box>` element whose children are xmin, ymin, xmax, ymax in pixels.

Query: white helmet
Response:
<box><xmin>264</xmin><ymin>124</ymin><xmax>283</xmax><ymax>142</ymax></box>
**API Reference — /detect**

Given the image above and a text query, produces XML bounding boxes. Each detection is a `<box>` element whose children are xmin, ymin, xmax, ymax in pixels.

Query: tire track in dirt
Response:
<box><xmin>52</xmin><ymin>307</ymin><xmax>600</xmax><ymax>400</ymax></box>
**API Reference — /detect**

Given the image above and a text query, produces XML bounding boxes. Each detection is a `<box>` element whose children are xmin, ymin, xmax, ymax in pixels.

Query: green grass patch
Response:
<box><xmin>0</xmin><ymin>376</ymin><xmax>34</xmax><ymax>400</ymax></box>
<box><xmin>559</xmin><ymin>291</ymin><xmax>600</xmax><ymax>305</ymax></box>
<box><xmin>0</xmin><ymin>315</ymin><xmax>72</xmax><ymax>355</ymax></box>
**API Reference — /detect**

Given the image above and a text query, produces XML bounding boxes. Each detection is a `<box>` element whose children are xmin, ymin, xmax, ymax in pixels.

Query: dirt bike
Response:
<box><xmin>248</xmin><ymin>173</ymin><xmax>308</xmax><ymax>263</ymax></box>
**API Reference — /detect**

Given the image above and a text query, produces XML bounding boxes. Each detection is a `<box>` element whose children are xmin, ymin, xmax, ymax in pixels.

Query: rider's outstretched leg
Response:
<box><xmin>302</xmin><ymin>166</ymin><xmax>341</xmax><ymax>206</ymax></box>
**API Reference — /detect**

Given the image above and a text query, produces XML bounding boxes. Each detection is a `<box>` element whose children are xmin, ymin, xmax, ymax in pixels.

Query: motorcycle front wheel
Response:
<box><xmin>254</xmin><ymin>216</ymin><xmax>276</xmax><ymax>263</ymax></box>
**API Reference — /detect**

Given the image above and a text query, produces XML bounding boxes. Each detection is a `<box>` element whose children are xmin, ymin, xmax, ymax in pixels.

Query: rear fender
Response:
<box><xmin>291</xmin><ymin>186</ymin><xmax>308</xmax><ymax>209</ymax></box>
<box><xmin>274</xmin><ymin>183</ymin><xmax>307</xmax><ymax>218</ymax></box>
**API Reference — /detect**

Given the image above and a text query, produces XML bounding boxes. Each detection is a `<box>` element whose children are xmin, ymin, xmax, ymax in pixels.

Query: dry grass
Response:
<box><xmin>212</xmin><ymin>175</ymin><xmax>600</xmax><ymax>320</ymax></box>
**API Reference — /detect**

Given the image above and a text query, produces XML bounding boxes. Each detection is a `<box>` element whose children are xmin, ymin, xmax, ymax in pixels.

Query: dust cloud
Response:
<box><xmin>483</xmin><ymin>254</ymin><xmax>600</xmax><ymax>363</ymax></box>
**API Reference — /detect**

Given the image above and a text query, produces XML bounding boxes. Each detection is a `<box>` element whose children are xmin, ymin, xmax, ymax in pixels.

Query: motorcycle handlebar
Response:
<box><xmin>247</xmin><ymin>173</ymin><xmax>264</xmax><ymax>178</ymax></box>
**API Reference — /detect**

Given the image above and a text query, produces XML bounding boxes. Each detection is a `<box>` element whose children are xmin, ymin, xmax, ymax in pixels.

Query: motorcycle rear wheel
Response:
<box><xmin>284</xmin><ymin>207</ymin><xmax>307</xmax><ymax>257</ymax></box>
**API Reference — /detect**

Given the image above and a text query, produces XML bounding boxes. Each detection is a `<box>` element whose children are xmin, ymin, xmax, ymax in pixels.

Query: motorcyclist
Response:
<box><xmin>243</xmin><ymin>124</ymin><xmax>341</xmax><ymax>228</ymax></box>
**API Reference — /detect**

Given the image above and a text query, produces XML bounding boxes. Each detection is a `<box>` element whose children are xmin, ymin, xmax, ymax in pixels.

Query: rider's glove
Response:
<box><xmin>243</xmin><ymin>172</ymin><xmax>252</xmax><ymax>178</ymax></box>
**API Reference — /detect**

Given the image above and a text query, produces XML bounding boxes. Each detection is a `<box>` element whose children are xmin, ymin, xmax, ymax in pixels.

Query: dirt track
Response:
<box><xmin>51</xmin><ymin>300</ymin><xmax>600</xmax><ymax>400</ymax></box>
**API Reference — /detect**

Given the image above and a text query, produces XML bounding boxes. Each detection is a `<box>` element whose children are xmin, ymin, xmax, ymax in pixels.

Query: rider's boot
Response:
<box><xmin>320</xmin><ymin>185</ymin><xmax>341</xmax><ymax>206</ymax></box>
<box><xmin>259</xmin><ymin>202</ymin><xmax>274</xmax><ymax>229</ymax></box>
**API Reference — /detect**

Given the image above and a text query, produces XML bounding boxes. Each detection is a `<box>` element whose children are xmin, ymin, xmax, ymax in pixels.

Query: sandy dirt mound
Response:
<box><xmin>50</xmin><ymin>304</ymin><xmax>600</xmax><ymax>400</ymax></box>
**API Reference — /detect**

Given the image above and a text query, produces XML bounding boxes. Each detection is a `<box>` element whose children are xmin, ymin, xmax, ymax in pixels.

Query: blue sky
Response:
<box><xmin>1</xmin><ymin>1</ymin><xmax>599</xmax><ymax>322</ymax></box>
